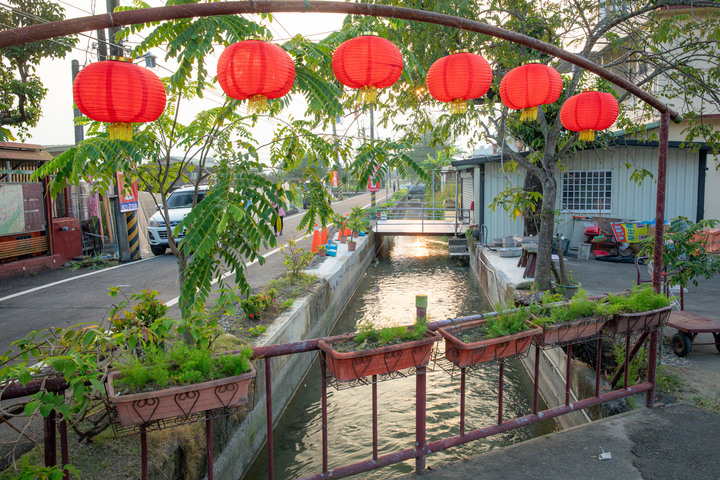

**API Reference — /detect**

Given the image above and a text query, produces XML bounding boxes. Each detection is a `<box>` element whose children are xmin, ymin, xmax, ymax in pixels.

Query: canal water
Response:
<box><xmin>244</xmin><ymin>236</ymin><xmax>558</xmax><ymax>479</ymax></box>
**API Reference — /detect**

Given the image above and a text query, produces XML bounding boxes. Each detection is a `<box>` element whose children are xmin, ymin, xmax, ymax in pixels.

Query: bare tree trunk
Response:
<box><xmin>535</xmin><ymin>176</ymin><xmax>557</xmax><ymax>291</ymax></box>
<box><xmin>523</xmin><ymin>172</ymin><xmax>542</xmax><ymax>235</ymax></box>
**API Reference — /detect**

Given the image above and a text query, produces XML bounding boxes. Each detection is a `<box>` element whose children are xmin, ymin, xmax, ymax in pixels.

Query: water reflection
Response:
<box><xmin>244</xmin><ymin>236</ymin><xmax>558</xmax><ymax>479</ymax></box>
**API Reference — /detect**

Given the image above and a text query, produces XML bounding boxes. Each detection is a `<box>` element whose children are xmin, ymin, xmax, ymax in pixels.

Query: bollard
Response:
<box><xmin>416</xmin><ymin>295</ymin><xmax>428</xmax><ymax>321</ymax></box>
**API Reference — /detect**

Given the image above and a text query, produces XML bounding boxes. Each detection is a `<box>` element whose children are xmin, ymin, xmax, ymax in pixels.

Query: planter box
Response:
<box><xmin>318</xmin><ymin>331</ymin><xmax>440</xmax><ymax>382</ymax></box>
<box><xmin>107</xmin><ymin>364</ymin><xmax>257</xmax><ymax>426</ymax></box>
<box><xmin>604</xmin><ymin>305</ymin><xmax>672</xmax><ymax>335</ymax></box>
<box><xmin>439</xmin><ymin>319</ymin><xmax>541</xmax><ymax>368</ymax></box>
<box><xmin>536</xmin><ymin>315</ymin><xmax>611</xmax><ymax>348</ymax></box>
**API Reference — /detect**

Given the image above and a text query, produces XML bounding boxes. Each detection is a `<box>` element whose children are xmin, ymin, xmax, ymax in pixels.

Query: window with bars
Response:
<box><xmin>561</xmin><ymin>170</ymin><xmax>612</xmax><ymax>212</ymax></box>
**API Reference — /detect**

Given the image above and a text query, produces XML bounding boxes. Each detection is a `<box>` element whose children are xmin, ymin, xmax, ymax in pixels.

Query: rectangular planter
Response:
<box><xmin>107</xmin><ymin>364</ymin><xmax>257</xmax><ymax>426</ymax></box>
<box><xmin>604</xmin><ymin>305</ymin><xmax>672</xmax><ymax>335</ymax></box>
<box><xmin>439</xmin><ymin>319</ymin><xmax>542</xmax><ymax>368</ymax></box>
<box><xmin>536</xmin><ymin>315</ymin><xmax>611</xmax><ymax>348</ymax></box>
<box><xmin>318</xmin><ymin>331</ymin><xmax>440</xmax><ymax>382</ymax></box>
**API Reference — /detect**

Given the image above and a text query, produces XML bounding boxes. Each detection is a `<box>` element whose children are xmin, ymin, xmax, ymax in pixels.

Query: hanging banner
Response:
<box><xmin>367</xmin><ymin>163</ymin><xmax>380</xmax><ymax>192</ymax></box>
<box><xmin>331</xmin><ymin>170</ymin><xmax>339</xmax><ymax>188</ymax></box>
<box><xmin>611</xmin><ymin>222</ymin><xmax>648</xmax><ymax>243</ymax></box>
<box><xmin>116</xmin><ymin>173</ymin><xmax>139</xmax><ymax>213</ymax></box>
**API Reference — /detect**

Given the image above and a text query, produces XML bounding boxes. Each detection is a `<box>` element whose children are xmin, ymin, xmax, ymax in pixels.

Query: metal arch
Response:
<box><xmin>0</xmin><ymin>0</ymin><xmax>679</xmax><ymax>119</ymax></box>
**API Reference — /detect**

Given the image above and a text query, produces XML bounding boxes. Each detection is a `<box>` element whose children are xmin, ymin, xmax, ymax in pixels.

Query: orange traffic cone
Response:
<box><xmin>311</xmin><ymin>225</ymin><xmax>320</xmax><ymax>253</ymax></box>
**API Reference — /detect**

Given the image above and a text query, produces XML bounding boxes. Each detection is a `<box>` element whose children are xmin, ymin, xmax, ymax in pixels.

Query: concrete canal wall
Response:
<box><xmin>466</xmin><ymin>238</ymin><xmax>592</xmax><ymax>429</ymax></box>
<box><xmin>212</xmin><ymin>234</ymin><xmax>375</xmax><ymax>479</ymax></box>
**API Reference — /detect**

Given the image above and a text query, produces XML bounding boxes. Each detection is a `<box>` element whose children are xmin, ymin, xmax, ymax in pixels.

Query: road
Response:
<box><xmin>0</xmin><ymin>191</ymin><xmax>391</xmax><ymax>356</ymax></box>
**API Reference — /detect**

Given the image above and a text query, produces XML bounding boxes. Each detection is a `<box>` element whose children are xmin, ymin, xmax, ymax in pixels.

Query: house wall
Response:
<box><xmin>479</xmin><ymin>145</ymin><xmax>699</xmax><ymax>248</ymax></box>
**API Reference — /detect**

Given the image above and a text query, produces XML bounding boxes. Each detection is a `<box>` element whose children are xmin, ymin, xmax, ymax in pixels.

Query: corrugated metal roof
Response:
<box><xmin>0</xmin><ymin>142</ymin><xmax>52</xmax><ymax>162</ymax></box>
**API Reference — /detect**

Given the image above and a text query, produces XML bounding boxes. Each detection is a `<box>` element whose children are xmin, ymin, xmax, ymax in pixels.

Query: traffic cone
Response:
<box><xmin>311</xmin><ymin>224</ymin><xmax>320</xmax><ymax>253</ymax></box>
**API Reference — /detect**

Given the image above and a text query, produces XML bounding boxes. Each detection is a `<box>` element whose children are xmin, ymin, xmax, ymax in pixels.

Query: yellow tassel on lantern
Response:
<box><xmin>520</xmin><ymin>106</ymin><xmax>538</xmax><ymax>122</ymax></box>
<box><xmin>360</xmin><ymin>85</ymin><xmax>377</xmax><ymax>104</ymax></box>
<box><xmin>579</xmin><ymin>129</ymin><xmax>595</xmax><ymax>142</ymax></box>
<box><xmin>248</xmin><ymin>94</ymin><xmax>268</xmax><ymax>114</ymax></box>
<box><xmin>109</xmin><ymin>123</ymin><xmax>133</xmax><ymax>141</ymax></box>
<box><xmin>450</xmin><ymin>98</ymin><xmax>468</xmax><ymax>114</ymax></box>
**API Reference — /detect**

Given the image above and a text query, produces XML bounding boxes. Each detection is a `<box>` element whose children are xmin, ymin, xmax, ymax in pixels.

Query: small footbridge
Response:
<box><xmin>373</xmin><ymin>202</ymin><xmax>472</xmax><ymax>237</ymax></box>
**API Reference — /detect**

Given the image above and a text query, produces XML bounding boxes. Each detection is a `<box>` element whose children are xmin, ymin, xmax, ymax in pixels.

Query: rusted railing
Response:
<box><xmin>1</xmin><ymin>301</ymin><xmax>658</xmax><ymax>480</ymax></box>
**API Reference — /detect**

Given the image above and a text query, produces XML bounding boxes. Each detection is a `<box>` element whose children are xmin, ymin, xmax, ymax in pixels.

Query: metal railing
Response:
<box><xmin>0</xmin><ymin>302</ymin><xmax>659</xmax><ymax>480</ymax></box>
<box><xmin>374</xmin><ymin>202</ymin><xmax>472</xmax><ymax>235</ymax></box>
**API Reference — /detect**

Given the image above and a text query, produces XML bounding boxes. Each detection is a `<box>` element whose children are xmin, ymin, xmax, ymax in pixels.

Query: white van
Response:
<box><xmin>146</xmin><ymin>185</ymin><xmax>208</xmax><ymax>256</ymax></box>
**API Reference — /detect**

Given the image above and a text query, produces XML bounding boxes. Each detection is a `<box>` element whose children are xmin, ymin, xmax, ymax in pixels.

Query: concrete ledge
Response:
<box><xmin>212</xmin><ymin>234</ymin><xmax>374</xmax><ymax>479</ymax></box>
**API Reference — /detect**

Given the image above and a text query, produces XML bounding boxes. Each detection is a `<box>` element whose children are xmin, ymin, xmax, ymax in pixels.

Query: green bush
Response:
<box><xmin>597</xmin><ymin>285</ymin><xmax>671</xmax><ymax>315</ymax></box>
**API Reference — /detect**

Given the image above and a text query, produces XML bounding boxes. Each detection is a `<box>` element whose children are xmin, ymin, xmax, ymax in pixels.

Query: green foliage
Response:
<box><xmin>481</xmin><ymin>306</ymin><xmax>536</xmax><ymax>339</ymax></box>
<box><xmin>531</xmin><ymin>290</ymin><xmax>600</xmax><ymax>327</ymax></box>
<box><xmin>282</xmin><ymin>239</ymin><xmax>314</xmax><ymax>282</ymax></box>
<box><xmin>116</xmin><ymin>343</ymin><xmax>253</xmax><ymax>393</ymax></box>
<box><xmin>611</xmin><ymin>344</ymin><xmax>647</xmax><ymax>387</ymax></box>
<box><xmin>248</xmin><ymin>326</ymin><xmax>267</xmax><ymax>337</ymax></box>
<box><xmin>239</xmin><ymin>289</ymin><xmax>278</xmax><ymax>320</ymax></box>
<box><xmin>598</xmin><ymin>285</ymin><xmax>671</xmax><ymax>315</ymax></box>
<box><xmin>6</xmin><ymin>457</ymin><xmax>78</xmax><ymax>480</ymax></box>
<box><xmin>354</xmin><ymin>321</ymin><xmax>427</xmax><ymax>348</ymax></box>
<box><xmin>639</xmin><ymin>217</ymin><xmax>720</xmax><ymax>288</ymax></box>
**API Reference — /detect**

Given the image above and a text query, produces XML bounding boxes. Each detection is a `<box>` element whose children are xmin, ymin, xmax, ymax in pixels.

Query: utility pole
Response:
<box><xmin>71</xmin><ymin>60</ymin><xmax>83</xmax><ymax>144</ymax></box>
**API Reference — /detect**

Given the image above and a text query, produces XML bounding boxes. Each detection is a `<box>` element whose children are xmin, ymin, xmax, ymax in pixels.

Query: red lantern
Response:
<box><xmin>500</xmin><ymin>63</ymin><xmax>563</xmax><ymax>121</ymax></box>
<box><xmin>73</xmin><ymin>58</ymin><xmax>166</xmax><ymax>141</ymax></box>
<box><xmin>560</xmin><ymin>91</ymin><xmax>619</xmax><ymax>142</ymax></box>
<box><xmin>332</xmin><ymin>33</ymin><xmax>403</xmax><ymax>103</ymax></box>
<box><xmin>426</xmin><ymin>50</ymin><xmax>493</xmax><ymax>114</ymax></box>
<box><xmin>217</xmin><ymin>39</ymin><xmax>295</xmax><ymax>113</ymax></box>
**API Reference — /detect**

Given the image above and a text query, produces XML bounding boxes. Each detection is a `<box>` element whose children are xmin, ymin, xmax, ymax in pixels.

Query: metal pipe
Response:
<box><xmin>265</xmin><ymin>357</ymin><xmax>274</xmax><ymax>480</ymax></box>
<box><xmin>595</xmin><ymin>336</ymin><xmax>602</xmax><ymax>397</ymax></box>
<box><xmin>59</xmin><ymin>412</ymin><xmax>69</xmax><ymax>480</ymax></box>
<box><xmin>427</xmin><ymin>382</ymin><xmax>654</xmax><ymax>454</ymax></box>
<box><xmin>43</xmin><ymin>410</ymin><xmax>56</xmax><ymax>467</ymax></box>
<box><xmin>498</xmin><ymin>361</ymin><xmax>504</xmax><ymax>425</ymax></box>
<box><xmin>460</xmin><ymin>368</ymin><xmax>466</xmax><ymax>436</ymax></box>
<box><xmin>646</xmin><ymin>330</ymin><xmax>659</xmax><ymax>407</ymax></box>
<box><xmin>454</xmin><ymin>170</ymin><xmax>459</xmax><ymax>236</ymax></box>
<box><xmin>653</xmin><ymin>112</ymin><xmax>670</xmax><ymax>293</ymax></box>
<box><xmin>140</xmin><ymin>425</ymin><xmax>148</xmax><ymax>480</ymax></box>
<box><xmin>533</xmin><ymin>344</ymin><xmax>540</xmax><ymax>415</ymax></box>
<box><xmin>0</xmin><ymin>2</ymin><xmax>680</xmax><ymax>120</ymax></box>
<box><xmin>206</xmin><ymin>412</ymin><xmax>214</xmax><ymax>480</ymax></box>
<box><xmin>299</xmin><ymin>447</ymin><xmax>419</xmax><ymax>480</ymax></box>
<box><xmin>320</xmin><ymin>351</ymin><xmax>329</xmax><ymax>475</ymax></box>
<box><xmin>565</xmin><ymin>344</ymin><xmax>572</xmax><ymax>406</ymax></box>
<box><xmin>372</xmin><ymin>375</ymin><xmax>378</xmax><ymax>462</ymax></box>
<box><xmin>415</xmin><ymin>366</ymin><xmax>427</xmax><ymax>474</ymax></box>
<box><xmin>624</xmin><ymin>333</ymin><xmax>631</xmax><ymax>389</ymax></box>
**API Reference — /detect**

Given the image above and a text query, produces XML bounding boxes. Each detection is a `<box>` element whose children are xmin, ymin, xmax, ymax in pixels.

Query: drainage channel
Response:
<box><xmin>244</xmin><ymin>236</ymin><xmax>559</xmax><ymax>479</ymax></box>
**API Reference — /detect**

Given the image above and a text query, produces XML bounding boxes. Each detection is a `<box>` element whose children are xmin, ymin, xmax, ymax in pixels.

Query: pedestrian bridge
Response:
<box><xmin>373</xmin><ymin>203</ymin><xmax>472</xmax><ymax>236</ymax></box>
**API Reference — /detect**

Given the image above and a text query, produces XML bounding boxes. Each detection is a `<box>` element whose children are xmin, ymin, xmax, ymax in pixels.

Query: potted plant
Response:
<box><xmin>346</xmin><ymin>216</ymin><xmax>366</xmax><ymax>252</ymax></box>
<box><xmin>317</xmin><ymin>244</ymin><xmax>327</xmax><ymax>257</ymax></box>
<box><xmin>439</xmin><ymin>306</ymin><xmax>542</xmax><ymax>367</ymax></box>
<box><xmin>600</xmin><ymin>285</ymin><xmax>672</xmax><ymax>335</ymax></box>
<box><xmin>318</xmin><ymin>318</ymin><xmax>440</xmax><ymax>382</ymax></box>
<box><xmin>107</xmin><ymin>343</ymin><xmax>256</xmax><ymax>426</ymax></box>
<box><xmin>531</xmin><ymin>292</ymin><xmax>610</xmax><ymax>347</ymax></box>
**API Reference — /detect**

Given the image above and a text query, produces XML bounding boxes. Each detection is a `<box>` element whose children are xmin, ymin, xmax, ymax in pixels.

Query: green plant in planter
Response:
<box><xmin>115</xmin><ymin>342</ymin><xmax>253</xmax><ymax>394</ymax></box>
<box><xmin>532</xmin><ymin>290</ymin><xmax>598</xmax><ymax>327</ymax></box>
<box><xmin>598</xmin><ymin>284</ymin><xmax>671</xmax><ymax>315</ymax></box>
<box><xmin>481</xmin><ymin>306</ymin><xmax>537</xmax><ymax>339</ymax></box>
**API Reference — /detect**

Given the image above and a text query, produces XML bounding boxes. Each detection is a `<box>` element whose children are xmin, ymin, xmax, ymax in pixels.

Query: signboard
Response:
<box><xmin>331</xmin><ymin>170</ymin><xmax>339</xmax><ymax>188</ymax></box>
<box><xmin>22</xmin><ymin>183</ymin><xmax>45</xmax><ymax>232</ymax></box>
<box><xmin>0</xmin><ymin>183</ymin><xmax>45</xmax><ymax>235</ymax></box>
<box><xmin>611</xmin><ymin>222</ymin><xmax>648</xmax><ymax>243</ymax></box>
<box><xmin>116</xmin><ymin>173</ymin><xmax>139</xmax><ymax>213</ymax></box>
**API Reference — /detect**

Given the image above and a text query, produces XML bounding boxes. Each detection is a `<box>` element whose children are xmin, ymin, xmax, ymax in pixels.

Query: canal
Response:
<box><xmin>244</xmin><ymin>235</ymin><xmax>559</xmax><ymax>479</ymax></box>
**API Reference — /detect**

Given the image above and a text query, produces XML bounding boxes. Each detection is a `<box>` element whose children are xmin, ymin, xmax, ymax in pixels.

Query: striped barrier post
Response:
<box><xmin>125</xmin><ymin>210</ymin><xmax>141</xmax><ymax>260</ymax></box>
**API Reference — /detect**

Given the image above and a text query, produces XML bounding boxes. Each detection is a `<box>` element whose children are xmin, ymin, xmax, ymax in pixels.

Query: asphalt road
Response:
<box><xmin>0</xmin><ymin>191</ymin><xmax>391</xmax><ymax>356</ymax></box>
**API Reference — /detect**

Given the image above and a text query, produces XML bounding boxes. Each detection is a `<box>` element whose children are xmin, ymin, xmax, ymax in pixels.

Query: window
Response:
<box><xmin>561</xmin><ymin>170</ymin><xmax>612</xmax><ymax>212</ymax></box>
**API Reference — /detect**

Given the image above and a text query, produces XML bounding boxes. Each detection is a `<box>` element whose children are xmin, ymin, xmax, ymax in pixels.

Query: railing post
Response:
<box><xmin>415</xmin><ymin>365</ymin><xmax>427</xmax><ymax>474</ymax></box>
<box><xmin>265</xmin><ymin>357</ymin><xmax>274</xmax><ymax>480</ymax></box>
<box><xmin>372</xmin><ymin>375</ymin><xmax>379</xmax><ymax>462</ymax></box>
<box><xmin>421</xmin><ymin>202</ymin><xmax>425</xmax><ymax>232</ymax></box>
<box><xmin>320</xmin><ymin>351</ymin><xmax>329</xmax><ymax>475</ymax></box>
<box><xmin>43</xmin><ymin>410</ymin><xmax>56</xmax><ymax>468</ymax></box>
<box><xmin>140</xmin><ymin>425</ymin><xmax>148</xmax><ymax>480</ymax></box>
<box><xmin>646</xmin><ymin>329</ymin><xmax>659</xmax><ymax>407</ymax></box>
<box><xmin>206</xmin><ymin>412</ymin><xmax>214</xmax><ymax>480</ymax></box>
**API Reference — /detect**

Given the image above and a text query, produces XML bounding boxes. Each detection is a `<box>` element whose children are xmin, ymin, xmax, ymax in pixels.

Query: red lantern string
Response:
<box><xmin>217</xmin><ymin>39</ymin><xmax>296</xmax><ymax>113</ymax></box>
<box><xmin>72</xmin><ymin>57</ymin><xmax>166</xmax><ymax>141</ymax></box>
<box><xmin>426</xmin><ymin>50</ymin><xmax>493</xmax><ymax>114</ymax></box>
<box><xmin>560</xmin><ymin>91</ymin><xmax>619</xmax><ymax>141</ymax></box>
<box><xmin>499</xmin><ymin>63</ymin><xmax>563</xmax><ymax>121</ymax></box>
<box><xmin>332</xmin><ymin>33</ymin><xmax>403</xmax><ymax>104</ymax></box>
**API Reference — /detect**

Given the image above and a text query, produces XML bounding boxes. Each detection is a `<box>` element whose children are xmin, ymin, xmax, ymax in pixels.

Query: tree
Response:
<box><xmin>0</xmin><ymin>0</ymin><xmax>76</xmax><ymax>139</ymax></box>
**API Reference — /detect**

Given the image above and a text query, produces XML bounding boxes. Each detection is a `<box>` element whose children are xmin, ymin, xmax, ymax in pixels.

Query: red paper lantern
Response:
<box><xmin>426</xmin><ymin>51</ymin><xmax>493</xmax><ymax>114</ymax></box>
<box><xmin>560</xmin><ymin>91</ymin><xmax>619</xmax><ymax>142</ymax></box>
<box><xmin>332</xmin><ymin>33</ymin><xmax>403</xmax><ymax>103</ymax></box>
<box><xmin>217</xmin><ymin>39</ymin><xmax>295</xmax><ymax>113</ymax></box>
<box><xmin>73</xmin><ymin>58</ymin><xmax>166</xmax><ymax>141</ymax></box>
<box><xmin>500</xmin><ymin>63</ymin><xmax>563</xmax><ymax>121</ymax></box>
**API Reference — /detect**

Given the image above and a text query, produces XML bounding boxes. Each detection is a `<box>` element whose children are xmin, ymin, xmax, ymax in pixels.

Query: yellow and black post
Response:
<box><xmin>125</xmin><ymin>210</ymin><xmax>141</xmax><ymax>260</ymax></box>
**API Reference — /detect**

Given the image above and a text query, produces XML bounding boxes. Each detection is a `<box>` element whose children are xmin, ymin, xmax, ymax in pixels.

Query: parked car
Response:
<box><xmin>146</xmin><ymin>185</ymin><xmax>208</xmax><ymax>256</ymax></box>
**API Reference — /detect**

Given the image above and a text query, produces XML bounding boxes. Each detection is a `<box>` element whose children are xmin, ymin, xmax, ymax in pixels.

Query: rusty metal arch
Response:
<box><xmin>0</xmin><ymin>0</ymin><xmax>671</xmax><ymax>295</ymax></box>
